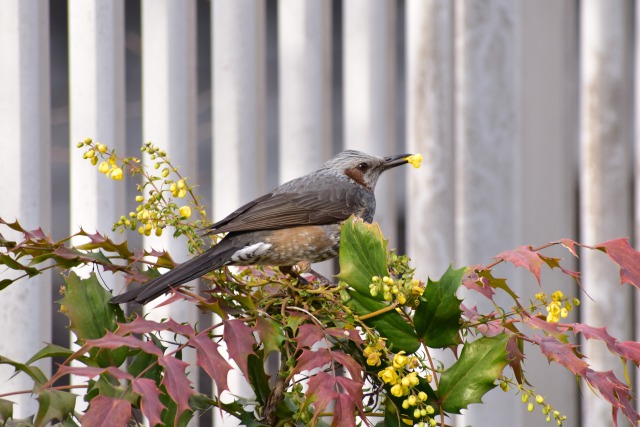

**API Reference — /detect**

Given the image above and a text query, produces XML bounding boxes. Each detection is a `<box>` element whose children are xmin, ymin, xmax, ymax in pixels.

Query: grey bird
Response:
<box><xmin>110</xmin><ymin>150</ymin><xmax>415</xmax><ymax>304</ymax></box>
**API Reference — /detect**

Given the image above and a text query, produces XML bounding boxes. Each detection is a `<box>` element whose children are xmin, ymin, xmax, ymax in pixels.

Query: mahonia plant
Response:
<box><xmin>0</xmin><ymin>141</ymin><xmax>639</xmax><ymax>427</ymax></box>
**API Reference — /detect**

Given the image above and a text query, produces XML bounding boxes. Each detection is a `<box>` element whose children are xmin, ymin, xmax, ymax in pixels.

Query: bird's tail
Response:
<box><xmin>109</xmin><ymin>246</ymin><xmax>235</xmax><ymax>305</ymax></box>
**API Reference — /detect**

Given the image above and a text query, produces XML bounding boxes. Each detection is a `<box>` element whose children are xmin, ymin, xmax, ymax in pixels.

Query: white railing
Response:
<box><xmin>0</xmin><ymin>1</ymin><xmax>638</xmax><ymax>426</ymax></box>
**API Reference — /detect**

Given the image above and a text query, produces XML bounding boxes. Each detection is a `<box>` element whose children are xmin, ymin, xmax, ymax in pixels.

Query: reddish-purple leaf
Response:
<box><xmin>570</xmin><ymin>323</ymin><xmax>640</xmax><ymax>367</ymax></box>
<box><xmin>295</xmin><ymin>324</ymin><xmax>326</xmax><ymax>352</ymax></box>
<box><xmin>462</xmin><ymin>267</ymin><xmax>495</xmax><ymax>300</ymax></box>
<box><xmin>325</xmin><ymin>327</ymin><xmax>364</xmax><ymax>345</ymax></box>
<box><xmin>80</xmin><ymin>396</ymin><xmax>131</xmax><ymax>427</ymax></box>
<box><xmin>223</xmin><ymin>319</ymin><xmax>256</xmax><ymax>379</ymax></box>
<box><xmin>132</xmin><ymin>378</ymin><xmax>166</xmax><ymax>427</ymax></box>
<box><xmin>523</xmin><ymin>314</ymin><xmax>567</xmax><ymax>339</ymax></box>
<box><xmin>495</xmin><ymin>246</ymin><xmax>543</xmax><ymax>285</ymax></box>
<box><xmin>190</xmin><ymin>333</ymin><xmax>232</xmax><ymax>394</ymax></box>
<box><xmin>86</xmin><ymin>331</ymin><xmax>162</xmax><ymax>356</ymax></box>
<box><xmin>293</xmin><ymin>349</ymin><xmax>333</xmax><ymax>376</ymax></box>
<box><xmin>531</xmin><ymin>335</ymin><xmax>588</xmax><ymax>376</ymax></box>
<box><xmin>55</xmin><ymin>365</ymin><xmax>132</xmax><ymax>381</ymax></box>
<box><xmin>305</xmin><ymin>372</ymin><xmax>365</xmax><ymax>427</ymax></box>
<box><xmin>595</xmin><ymin>238</ymin><xmax>640</xmax><ymax>289</ymax></box>
<box><xmin>115</xmin><ymin>314</ymin><xmax>195</xmax><ymax>337</ymax></box>
<box><xmin>331</xmin><ymin>351</ymin><xmax>363</xmax><ymax>382</ymax></box>
<box><xmin>560</xmin><ymin>238</ymin><xmax>579</xmax><ymax>257</ymax></box>
<box><xmin>332</xmin><ymin>393</ymin><xmax>358</xmax><ymax>427</ymax></box>
<box><xmin>158</xmin><ymin>355</ymin><xmax>194</xmax><ymax>421</ymax></box>
<box><xmin>615</xmin><ymin>341</ymin><xmax>640</xmax><ymax>367</ymax></box>
<box><xmin>584</xmin><ymin>369</ymin><xmax>640</xmax><ymax>427</ymax></box>
<box><xmin>306</xmin><ymin>373</ymin><xmax>339</xmax><ymax>425</ymax></box>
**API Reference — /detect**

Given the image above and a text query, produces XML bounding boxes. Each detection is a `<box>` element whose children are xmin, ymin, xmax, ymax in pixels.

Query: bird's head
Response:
<box><xmin>323</xmin><ymin>150</ymin><xmax>420</xmax><ymax>190</ymax></box>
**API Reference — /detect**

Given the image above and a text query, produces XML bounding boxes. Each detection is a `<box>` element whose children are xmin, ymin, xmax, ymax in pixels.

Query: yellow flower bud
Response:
<box><xmin>177</xmin><ymin>179</ymin><xmax>186</xmax><ymax>189</ymax></box>
<box><xmin>155</xmin><ymin>227</ymin><xmax>163</xmax><ymax>237</ymax></box>
<box><xmin>418</xmin><ymin>391</ymin><xmax>427</xmax><ymax>402</ymax></box>
<box><xmin>413</xmin><ymin>408</ymin><xmax>421</xmax><ymax>418</ymax></box>
<box><xmin>179</xmin><ymin>206</ymin><xmax>192</xmax><ymax>218</ymax></box>
<box><xmin>110</xmin><ymin>167</ymin><xmax>124</xmax><ymax>180</ymax></box>
<box><xmin>535</xmin><ymin>395</ymin><xmax>544</xmax><ymax>404</ymax></box>
<box><xmin>390</xmin><ymin>384</ymin><xmax>404</xmax><ymax>397</ymax></box>
<box><xmin>397</xmin><ymin>293</ymin><xmax>407</xmax><ymax>305</ymax></box>
<box><xmin>138</xmin><ymin>226</ymin><xmax>145</xmax><ymax>234</ymax></box>
<box><xmin>98</xmin><ymin>161</ymin><xmax>110</xmax><ymax>174</ymax></box>
<box><xmin>90</xmin><ymin>156</ymin><xmax>98</xmax><ymax>165</ymax></box>
<box><xmin>85</xmin><ymin>149</ymin><xmax>95</xmax><ymax>158</ymax></box>
<box><xmin>407</xmin><ymin>395</ymin><xmax>417</xmax><ymax>406</ymax></box>
<box><xmin>178</xmin><ymin>189</ymin><xmax>187</xmax><ymax>198</ymax></box>
<box><xmin>404</xmin><ymin>153</ymin><xmax>423</xmax><ymax>168</ymax></box>
<box><xmin>528</xmin><ymin>402</ymin><xmax>534</xmax><ymax>412</ymax></box>
<box><xmin>393</xmin><ymin>351</ymin><xmax>408</xmax><ymax>369</ymax></box>
<box><xmin>96</xmin><ymin>143</ymin><xmax>107</xmax><ymax>153</ymax></box>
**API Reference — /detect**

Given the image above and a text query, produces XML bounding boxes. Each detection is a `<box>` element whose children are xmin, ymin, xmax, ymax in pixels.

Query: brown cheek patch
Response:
<box><xmin>345</xmin><ymin>168</ymin><xmax>369</xmax><ymax>189</ymax></box>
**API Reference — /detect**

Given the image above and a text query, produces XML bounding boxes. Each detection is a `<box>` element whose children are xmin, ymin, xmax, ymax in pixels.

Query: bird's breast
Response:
<box><xmin>231</xmin><ymin>224</ymin><xmax>342</xmax><ymax>266</ymax></box>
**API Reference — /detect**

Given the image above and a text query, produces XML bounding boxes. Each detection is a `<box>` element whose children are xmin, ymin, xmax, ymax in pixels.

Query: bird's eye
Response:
<box><xmin>357</xmin><ymin>162</ymin><xmax>369</xmax><ymax>171</ymax></box>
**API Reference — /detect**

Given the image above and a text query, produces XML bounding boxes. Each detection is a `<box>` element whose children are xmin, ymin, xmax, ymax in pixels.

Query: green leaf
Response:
<box><xmin>347</xmin><ymin>290</ymin><xmax>419</xmax><ymax>353</ymax></box>
<box><xmin>60</xmin><ymin>271</ymin><xmax>124</xmax><ymax>342</ymax></box>
<box><xmin>33</xmin><ymin>390</ymin><xmax>76</xmax><ymax>427</ymax></box>
<box><xmin>437</xmin><ymin>334</ymin><xmax>510</xmax><ymax>413</ymax></box>
<box><xmin>414</xmin><ymin>265</ymin><xmax>464</xmax><ymax>348</ymax></box>
<box><xmin>0</xmin><ymin>355</ymin><xmax>48</xmax><ymax>388</ymax></box>
<box><xmin>0</xmin><ymin>279</ymin><xmax>13</xmax><ymax>291</ymax></box>
<box><xmin>254</xmin><ymin>317</ymin><xmax>286</xmax><ymax>357</ymax></box>
<box><xmin>0</xmin><ymin>398</ymin><xmax>13</xmax><ymax>422</ymax></box>
<box><xmin>246</xmin><ymin>353</ymin><xmax>271</xmax><ymax>406</ymax></box>
<box><xmin>25</xmin><ymin>343</ymin><xmax>75</xmax><ymax>366</ymax></box>
<box><xmin>337</xmin><ymin>217</ymin><xmax>388</xmax><ymax>296</ymax></box>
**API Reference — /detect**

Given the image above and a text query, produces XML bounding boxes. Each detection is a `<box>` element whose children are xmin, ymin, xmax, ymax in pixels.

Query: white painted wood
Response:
<box><xmin>343</xmin><ymin>0</ymin><xmax>400</xmax><ymax>247</ymax></box>
<box><xmin>212</xmin><ymin>2</ymin><xmax>267</xmax><ymax>426</ymax></box>
<box><xmin>518</xmin><ymin>2</ymin><xmax>580</xmax><ymax>426</ymax></box>
<box><xmin>405</xmin><ymin>0</ymin><xmax>455</xmax><ymax>280</ymax></box>
<box><xmin>212</xmin><ymin>0</ymin><xmax>267</xmax><ymax>222</ymax></box>
<box><xmin>277</xmin><ymin>0</ymin><xmax>332</xmax><ymax>182</ymax></box>
<box><xmin>0</xmin><ymin>0</ymin><xmax>51</xmax><ymax>417</ymax></box>
<box><xmin>68</xmin><ymin>0</ymin><xmax>125</xmax><ymax>239</ymax></box>
<box><xmin>580</xmin><ymin>1</ymin><xmax>634</xmax><ymax>426</ymax></box>
<box><xmin>141</xmin><ymin>0</ymin><xmax>198</xmax><ymax>324</ymax></box>
<box><xmin>454</xmin><ymin>1</ymin><xmax>521</xmax><ymax>425</ymax></box>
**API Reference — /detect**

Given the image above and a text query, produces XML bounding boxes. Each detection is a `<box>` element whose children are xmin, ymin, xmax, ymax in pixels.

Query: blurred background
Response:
<box><xmin>0</xmin><ymin>0</ymin><xmax>637</xmax><ymax>426</ymax></box>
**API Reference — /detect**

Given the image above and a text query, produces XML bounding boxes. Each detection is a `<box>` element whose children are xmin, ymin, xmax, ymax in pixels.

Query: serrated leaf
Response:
<box><xmin>34</xmin><ymin>390</ymin><xmax>76</xmax><ymax>427</ymax></box>
<box><xmin>254</xmin><ymin>317</ymin><xmax>286</xmax><ymax>357</ymax></box>
<box><xmin>190</xmin><ymin>333</ymin><xmax>232</xmax><ymax>395</ymax></box>
<box><xmin>494</xmin><ymin>246</ymin><xmax>543</xmax><ymax>284</ymax></box>
<box><xmin>223</xmin><ymin>319</ymin><xmax>256</xmax><ymax>379</ymax></box>
<box><xmin>79</xmin><ymin>396</ymin><xmax>130</xmax><ymax>427</ymax></box>
<box><xmin>347</xmin><ymin>290</ymin><xmax>420</xmax><ymax>353</ymax></box>
<box><xmin>132</xmin><ymin>378</ymin><xmax>165</xmax><ymax>427</ymax></box>
<box><xmin>414</xmin><ymin>265</ymin><xmax>464</xmax><ymax>348</ymax></box>
<box><xmin>158</xmin><ymin>356</ymin><xmax>194</xmax><ymax>422</ymax></box>
<box><xmin>60</xmin><ymin>272</ymin><xmax>124</xmax><ymax>342</ymax></box>
<box><xmin>337</xmin><ymin>217</ymin><xmax>388</xmax><ymax>296</ymax></box>
<box><xmin>0</xmin><ymin>354</ymin><xmax>47</xmax><ymax>388</ymax></box>
<box><xmin>247</xmin><ymin>353</ymin><xmax>271</xmax><ymax>405</ymax></box>
<box><xmin>0</xmin><ymin>398</ymin><xmax>13</xmax><ymax>422</ymax></box>
<box><xmin>438</xmin><ymin>334</ymin><xmax>509</xmax><ymax>413</ymax></box>
<box><xmin>25</xmin><ymin>343</ymin><xmax>75</xmax><ymax>366</ymax></box>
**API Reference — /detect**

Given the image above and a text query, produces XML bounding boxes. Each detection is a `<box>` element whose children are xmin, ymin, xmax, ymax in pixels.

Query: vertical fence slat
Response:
<box><xmin>454</xmin><ymin>1</ymin><xmax>521</xmax><ymax>425</ymax></box>
<box><xmin>277</xmin><ymin>0</ymin><xmax>332</xmax><ymax>182</ymax></box>
<box><xmin>140</xmin><ymin>0</ymin><xmax>198</xmax><ymax>321</ymax></box>
<box><xmin>0</xmin><ymin>0</ymin><xmax>51</xmax><ymax>417</ymax></box>
<box><xmin>405</xmin><ymin>0</ymin><xmax>455</xmax><ymax>279</ymax></box>
<box><xmin>343</xmin><ymin>0</ymin><xmax>400</xmax><ymax>246</ymax></box>
<box><xmin>68</xmin><ymin>0</ymin><xmax>125</xmax><ymax>239</ymax></box>
<box><xmin>518</xmin><ymin>2</ymin><xmax>580</xmax><ymax>425</ymax></box>
<box><xmin>212</xmin><ymin>0</ymin><xmax>267</xmax><ymax>222</ymax></box>
<box><xmin>580</xmin><ymin>1</ymin><xmax>634</xmax><ymax>426</ymax></box>
<box><xmin>212</xmin><ymin>3</ymin><xmax>267</xmax><ymax>425</ymax></box>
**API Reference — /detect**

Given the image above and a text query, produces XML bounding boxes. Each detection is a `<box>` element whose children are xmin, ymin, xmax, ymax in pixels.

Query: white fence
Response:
<box><xmin>0</xmin><ymin>1</ymin><xmax>638</xmax><ymax>426</ymax></box>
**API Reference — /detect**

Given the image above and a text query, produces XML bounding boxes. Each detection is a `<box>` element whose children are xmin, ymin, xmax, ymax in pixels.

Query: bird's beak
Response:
<box><xmin>382</xmin><ymin>153</ymin><xmax>413</xmax><ymax>170</ymax></box>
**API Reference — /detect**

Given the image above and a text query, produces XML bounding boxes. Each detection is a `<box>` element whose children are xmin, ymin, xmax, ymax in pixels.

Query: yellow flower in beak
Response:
<box><xmin>404</xmin><ymin>153</ymin><xmax>423</xmax><ymax>168</ymax></box>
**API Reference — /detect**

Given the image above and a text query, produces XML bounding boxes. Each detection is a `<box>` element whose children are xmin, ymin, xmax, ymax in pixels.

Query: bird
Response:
<box><xmin>110</xmin><ymin>150</ymin><xmax>420</xmax><ymax>304</ymax></box>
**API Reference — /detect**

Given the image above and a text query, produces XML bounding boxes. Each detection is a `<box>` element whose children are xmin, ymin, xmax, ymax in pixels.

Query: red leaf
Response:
<box><xmin>325</xmin><ymin>327</ymin><xmax>365</xmax><ymax>345</ymax></box>
<box><xmin>132</xmin><ymin>378</ymin><xmax>166</xmax><ymax>427</ymax></box>
<box><xmin>595</xmin><ymin>238</ymin><xmax>640</xmax><ymax>289</ymax></box>
<box><xmin>80</xmin><ymin>396</ymin><xmax>131</xmax><ymax>427</ymax></box>
<box><xmin>191</xmin><ymin>333</ymin><xmax>232</xmax><ymax>394</ymax></box>
<box><xmin>305</xmin><ymin>372</ymin><xmax>365</xmax><ymax>427</ymax></box>
<box><xmin>86</xmin><ymin>331</ymin><xmax>162</xmax><ymax>356</ymax></box>
<box><xmin>462</xmin><ymin>267</ymin><xmax>495</xmax><ymax>300</ymax></box>
<box><xmin>570</xmin><ymin>323</ymin><xmax>640</xmax><ymax>367</ymax></box>
<box><xmin>56</xmin><ymin>366</ymin><xmax>132</xmax><ymax>381</ymax></box>
<box><xmin>495</xmin><ymin>246</ymin><xmax>543</xmax><ymax>285</ymax></box>
<box><xmin>560</xmin><ymin>238</ymin><xmax>579</xmax><ymax>257</ymax></box>
<box><xmin>158</xmin><ymin>356</ymin><xmax>194</xmax><ymax>421</ymax></box>
<box><xmin>222</xmin><ymin>319</ymin><xmax>256</xmax><ymax>378</ymax></box>
<box><xmin>295</xmin><ymin>324</ymin><xmax>326</xmax><ymax>352</ymax></box>
<box><xmin>332</xmin><ymin>393</ymin><xmax>358</xmax><ymax>427</ymax></box>
<box><xmin>293</xmin><ymin>348</ymin><xmax>332</xmax><ymax>376</ymax></box>
<box><xmin>115</xmin><ymin>314</ymin><xmax>195</xmax><ymax>337</ymax></box>
<box><xmin>331</xmin><ymin>351</ymin><xmax>364</xmax><ymax>381</ymax></box>
<box><xmin>531</xmin><ymin>335</ymin><xmax>588</xmax><ymax>376</ymax></box>
<box><xmin>306</xmin><ymin>373</ymin><xmax>339</xmax><ymax>425</ymax></box>
<box><xmin>584</xmin><ymin>369</ymin><xmax>640</xmax><ymax>426</ymax></box>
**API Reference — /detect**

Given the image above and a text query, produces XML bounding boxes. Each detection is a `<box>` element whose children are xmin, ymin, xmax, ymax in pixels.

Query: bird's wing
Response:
<box><xmin>203</xmin><ymin>186</ymin><xmax>364</xmax><ymax>234</ymax></box>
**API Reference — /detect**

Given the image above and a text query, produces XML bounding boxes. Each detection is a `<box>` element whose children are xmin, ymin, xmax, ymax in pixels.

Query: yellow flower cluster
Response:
<box><xmin>170</xmin><ymin>179</ymin><xmax>188</xmax><ymax>198</ymax></box>
<box><xmin>78</xmin><ymin>138</ymin><xmax>124</xmax><ymax>180</ymax></box>
<box><xmin>404</xmin><ymin>153</ymin><xmax>423</xmax><ymax>169</ymax></box>
<box><xmin>520</xmin><ymin>386</ymin><xmax>567</xmax><ymax>425</ymax></box>
<box><xmin>535</xmin><ymin>290</ymin><xmax>579</xmax><ymax>323</ymax></box>
<box><xmin>363</xmin><ymin>338</ymin><xmax>386</xmax><ymax>367</ymax></box>
<box><xmin>369</xmin><ymin>276</ymin><xmax>423</xmax><ymax>305</ymax></box>
<box><xmin>377</xmin><ymin>352</ymin><xmax>435</xmax><ymax>425</ymax></box>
